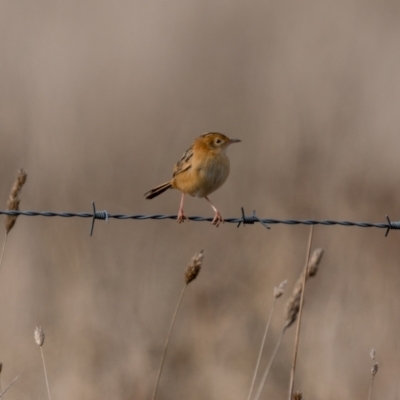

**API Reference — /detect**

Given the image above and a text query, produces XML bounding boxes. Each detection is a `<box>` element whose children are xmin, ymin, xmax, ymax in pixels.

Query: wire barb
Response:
<box><xmin>237</xmin><ymin>207</ymin><xmax>255</xmax><ymax>227</ymax></box>
<box><xmin>237</xmin><ymin>207</ymin><xmax>270</xmax><ymax>230</ymax></box>
<box><xmin>253</xmin><ymin>213</ymin><xmax>271</xmax><ymax>230</ymax></box>
<box><xmin>385</xmin><ymin>215</ymin><xmax>400</xmax><ymax>237</ymax></box>
<box><xmin>90</xmin><ymin>201</ymin><xmax>109</xmax><ymax>236</ymax></box>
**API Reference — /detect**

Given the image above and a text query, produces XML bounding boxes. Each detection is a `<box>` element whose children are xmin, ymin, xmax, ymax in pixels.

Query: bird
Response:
<box><xmin>144</xmin><ymin>132</ymin><xmax>241</xmax><ymax>227</ymax></box>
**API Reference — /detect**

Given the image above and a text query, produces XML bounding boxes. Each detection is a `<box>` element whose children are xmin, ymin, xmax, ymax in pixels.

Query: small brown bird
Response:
<box><xmin>144</xmin><ymin>132</ymin><xmax>241</xmax><ymax>226</ymax></box>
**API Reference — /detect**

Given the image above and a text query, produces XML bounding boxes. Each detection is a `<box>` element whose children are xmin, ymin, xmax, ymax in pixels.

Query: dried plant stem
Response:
<box><xmin>288</xmin><ymin>226</ymin><xmax>314</xmax><ymax>400</ymax></box>
<box><xmin>0</xmin><ymin>375</ymin><xmax>19</xmax><ymax>398</ymax></box>
<box><xmin>246</xmin><ymin>298</ymin><xmax>277</xmax><ymax>400</ymax></box>
<box><xmin>368</xmin><ymin>377</ymin><xmax>374</xmax><ymax>400</ymax></box>
<box><xmin>368</xmin><ymin>349</ymin><xmax>378</xmax><ymax>400</ymax></box>
<box><xmin>254</xmin><ymin>326</ymin><xmax>287</xmax><ymax>400</ymax></box>
<box><xmin>40</xmin><ymin>347</ymin><xmax>52</xmax><ymax>400</ymax></box>
<box><xmin>152</xmin><ymin>251</ymin><xmax>203</xmax><ymax>400</ymax></box>
<box><xmin>0</xmin><ymin>234</ymin><xmax>7</xmax><ymax>274</ymax></box>
<box><xmin>0</xmin><ymin>362</ymin><xmax>3</xmax><ymax>400</ymax></box>
<box><xmin>152</xmin><ymin>284</ymin><xmax>187</xmax><ymax>400</ymax></box>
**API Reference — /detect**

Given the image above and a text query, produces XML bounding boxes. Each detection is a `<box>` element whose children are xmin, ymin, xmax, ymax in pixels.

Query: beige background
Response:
<box><xmin>1</xmin><ymin>1</ymin><xmax>400</xmax><ymax>399</ymax></box>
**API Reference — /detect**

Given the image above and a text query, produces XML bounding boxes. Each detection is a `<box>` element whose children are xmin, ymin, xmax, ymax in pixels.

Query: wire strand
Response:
<box><xmin>0</xmin><ymin>207</ymin><xmax>397</xmax><ymax>235</ymax></box>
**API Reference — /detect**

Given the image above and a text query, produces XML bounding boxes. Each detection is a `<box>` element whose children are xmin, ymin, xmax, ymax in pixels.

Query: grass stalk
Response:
<box><xmin>253</xmin><ymin>326</ymin><xmax>287</xmax><ymax>400</ymax></box>
<box><xmin>253</xmin><ymin>243</ymin><xmax>323</xmax><ymax>400</ymax></box>
<box><xmin>40</xmin><ymin>346</ymin><xmax>52</xmax><ymax>400</ymax></box>
<box><xmin>0</xmin><ymin>235</ymin><xmax>7</xmax><ymax>274</ymax></box>
<box><xmin>246</xmin><ymin>298</ymin><xmax>277</xmax><ymax>400</ymax></box>
<box><xmin>0</xmin><ymin>375</ymin><xmax>19</xmax><ymax>398</ymax></box>
<box><xmin>151</xmin><ymin>251</ymin><xmax>204</xmax><ymax>400</ymax></box>
<box><xmin>287</xmin><ymin>226</ymin><xmax>314</xmax><ymax>400</ymax></box>
<box><xmin>0</xmin><ymin>362</ymin><xmax>3</xmax><ymax>400</ymax></box>
<box><xmin>152</xmin><ymin>284</ymin><xmax>187</xmax><ymax>400</ymax></box>
<box><xmin>34</xmin><ymin>326</ymin><xmax>52</xmax><ymax>400</ymax></box>
<box><xmin>368</xmin><ymin>349</ymin><xmax>378</xmax><ymax>400</ymax></box>
<box><xmin>246</xmin><ymin>280</ymin><xmax>287</xmax><ymax>400</ymax></box>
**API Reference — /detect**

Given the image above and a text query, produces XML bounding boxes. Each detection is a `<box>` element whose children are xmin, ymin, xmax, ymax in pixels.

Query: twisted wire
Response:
<box><xmin>0</xmin><ymin>209</ymin><xmax>389</xmax><ymax>225</ymax></box>
<box><xmin>0</xmin><ymin>206</ymin><xmax>398</xmax><ymax>237</ymax></box>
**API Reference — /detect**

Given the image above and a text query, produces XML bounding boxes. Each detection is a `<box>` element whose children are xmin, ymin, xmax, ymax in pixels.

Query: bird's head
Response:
<box><xmin>198</xmin><ymin>132</ymin><xmax>241</xmax><ymax>152</ymax></box>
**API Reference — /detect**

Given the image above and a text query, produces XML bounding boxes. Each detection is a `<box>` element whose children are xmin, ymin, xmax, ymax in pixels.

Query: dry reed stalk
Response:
<box><xmin>254</xmin><ymin>244</ymin><xmax>324</xmax><ymax>400</ymax></box>
<box><xmin>246</xmin><ymin>280</ymin><xmax>287</xmax><ymax>400</ymax></box>
<box><xmin>34</xmin><ymin>326</ymin><xmax>52</xmax><ymax>400</ymax></box>
<box><xmin>151</xmin><ymin>251</ymin><xmax>204</xmax><ymax>400</ymax></box>
<box><xmin>0</xmin><ymin>169</ymin><xmax>28</xmax><ymax>272</ymax></box>
<box><xmin>0</xmin><ymin>238</ymin><xmax>6</xmax><ymax>276</ymax></box>
<box><xmin>0</xmin><ymin>375</ymin><xmax>19</xmax><ymax>398</ymax></box>
<box><xmin>253</xmin><ymin>325</ymin><xmax>287</xmax><ymax>400</ymax></box>
<box><xmin>368</xmin><ymin>349</ymin><xmax>378</xmax><ymax>400</ymax></box>
<box><xmin>292</xmin><ymin>391</ymin><xmax>303</xmax><ymax>400</ymax></box>
<box><xmin>0</xmin><ymin>362</ymin><xmax>3</xmax><ymax>400</ymax></box>
<box><xmin>288</xmin><ymin>226</ymin><xmax>314</xmax><ymax>400</ymax></box>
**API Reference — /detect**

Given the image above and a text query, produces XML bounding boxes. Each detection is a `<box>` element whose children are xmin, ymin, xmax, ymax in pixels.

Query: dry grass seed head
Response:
<box><xmin>5</xmin><ymin>169</ymin><xmax>27</xmax><ymax>234</ymax></box>
<box><xmin>284</xmin><ymin>248</ymin><xmax>324</xmax><ymax>328</ymax></box>
<box><xmin>285</xmin><ymin>280</ymin><xmax>303</xmax><ymax>328</ymax></box>
<box><xmin>34</xmin><ymin>326</ymin><xmax>45</xmax><ymax>347</ymax></box>
<box><xmin>371</xmin><ymin>362</ymin><xmax>379</xmax><ymax>377</ymax></box>
<box><xmin>185</xmin><ymin>250</ymin><xmax>204</xmax><ymax>284</ymax></box>
<box><xmin>274</xmin><ymin>279</ymin><xmax>288</xmax><ymax>299</ymax></box>
<box><xmin>307</xmin><ymin>248</ymin><xmax>324</xmax><ymax>277</ymax></box>
<box><xmin>370</xmin><ymin>348</ymin><xmax>378</xmax><ymax>377</ymax></box>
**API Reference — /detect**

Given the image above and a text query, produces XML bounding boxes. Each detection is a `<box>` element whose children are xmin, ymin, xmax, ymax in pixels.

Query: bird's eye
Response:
<box><xmin>215</xmin><ymin>138</ymin><xmax>222</xmax><ymax>144</ymax></box>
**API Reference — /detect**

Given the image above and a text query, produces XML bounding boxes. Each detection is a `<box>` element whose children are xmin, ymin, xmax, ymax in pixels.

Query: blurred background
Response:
<box><xmin>1</xmin><ymin>0</ymin><xmax>400</xmax><ymax>399</ymax></box>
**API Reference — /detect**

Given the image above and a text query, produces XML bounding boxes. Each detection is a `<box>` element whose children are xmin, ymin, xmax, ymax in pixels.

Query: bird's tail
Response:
<box><xmin>144</xmin><ymin>181</ymin><xmax>172</xmax><ymax>199</ymax></box>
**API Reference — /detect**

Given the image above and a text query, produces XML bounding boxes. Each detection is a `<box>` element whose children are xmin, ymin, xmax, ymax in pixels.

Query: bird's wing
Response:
<box><xmin>173</xmin><ymin>145</ymin><xmax>193</xmax><ymax>177</ymax></box>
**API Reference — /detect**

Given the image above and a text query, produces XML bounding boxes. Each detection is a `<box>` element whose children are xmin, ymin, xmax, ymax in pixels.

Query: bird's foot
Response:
<box><xmin>212</xmin><ymin>211</ymin><xmax>224</xmax><ymax>227</ymax></box>
<box><xmin>177</xmin><ymin>210</ymin><xmax>187</xmax><ymax>224</ymax></box>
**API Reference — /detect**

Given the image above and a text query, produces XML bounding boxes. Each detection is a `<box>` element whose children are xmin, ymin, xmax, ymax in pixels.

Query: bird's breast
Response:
<box><xmin>173</xmin><ymin>153</ymin><xmax>230</xmax><ymax>198</ymax></box>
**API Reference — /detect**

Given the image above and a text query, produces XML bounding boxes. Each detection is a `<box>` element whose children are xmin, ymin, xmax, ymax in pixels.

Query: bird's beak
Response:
<box><xmin>229</xmin><ymin>139</ymin><xmax>241</xmax><ymax>144</ymax></box>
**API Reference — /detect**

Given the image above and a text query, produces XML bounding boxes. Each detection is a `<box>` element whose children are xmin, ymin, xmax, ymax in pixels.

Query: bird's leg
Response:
<box><xmin>177</xmin><ymin>193</ymin><xmax>187</xmax><ymax>223</ymax></box>
<box><xmin>205</xmin><ymin>196</ymin><xmax>223</xmax><ymax>227</ymax></box>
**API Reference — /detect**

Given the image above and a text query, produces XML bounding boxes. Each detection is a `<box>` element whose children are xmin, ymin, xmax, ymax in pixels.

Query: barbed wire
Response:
<box><xmin>0</xmin><ymin>202</ymin><xmax>399</xmax><ymax>237</ymax></box>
